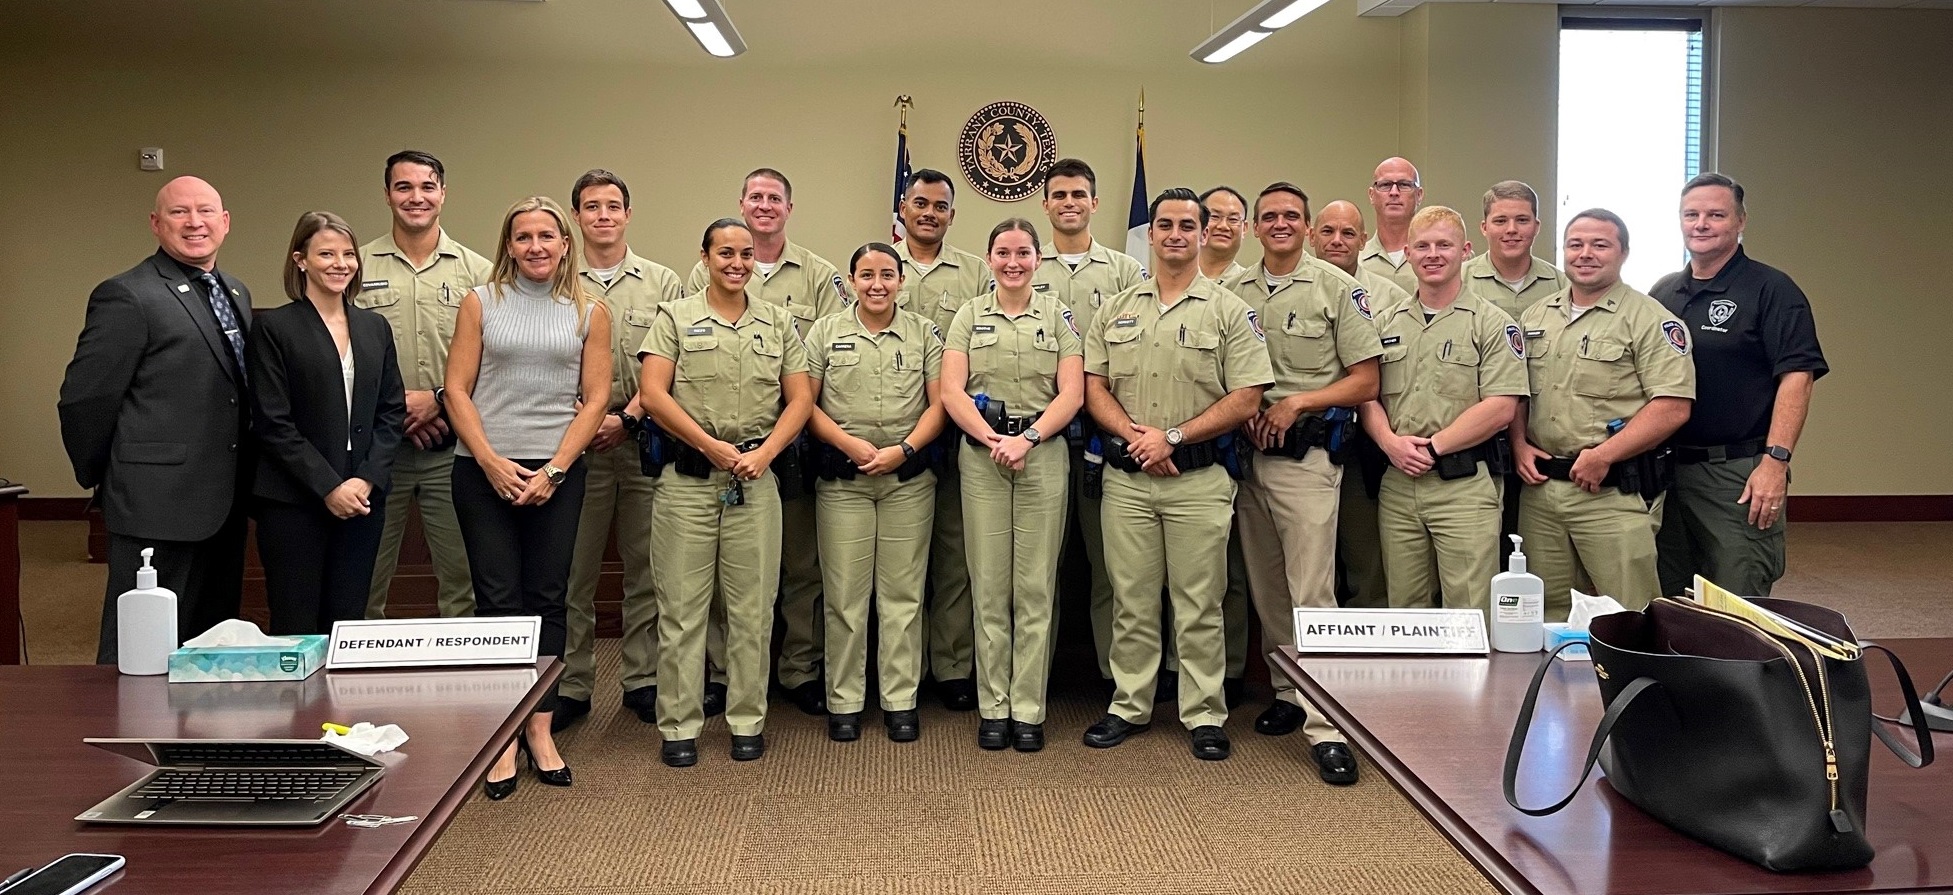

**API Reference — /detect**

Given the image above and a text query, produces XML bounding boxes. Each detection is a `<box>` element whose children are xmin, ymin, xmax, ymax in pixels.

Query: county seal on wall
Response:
<box><xmin>958</xmin><ymin>101</ymin><xmax>1058</xmax><ymax>202</ymax></box>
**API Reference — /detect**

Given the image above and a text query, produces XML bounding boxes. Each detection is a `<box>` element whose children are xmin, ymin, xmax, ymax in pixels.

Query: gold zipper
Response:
<box><xmin>1654</xmin><ymin>598</ymin><xmax>1844</xmax><ymax>827</ymax></box>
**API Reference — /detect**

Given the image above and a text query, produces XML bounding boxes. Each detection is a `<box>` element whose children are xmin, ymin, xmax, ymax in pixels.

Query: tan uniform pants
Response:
<box><xmin>1337</xmin><ymin>470</ymin><xmax>1389</xmax><ymax>608</ymax></box>
<box><xmin>367</xmin><ymin>443</ymin><xmax>474</xmax><ymax>619</ymax></box>
<box><xmin>1379</xmin><ymin>463</ymin><xmax>1501</xmax><ymax>615</ymax></box>
<box><xmin>1103</xmin><ymin>464</ymin><xmax>1234</xmax><ymax>731</ymax></box>
<box><xmin>1237</xmin><ymin>450</ymin><xmax>1346</xmax><ymax>746</ymax></box>
<box><xmin>775</xmin><ymin>492</ymin><xmax>824</xmax><ymax>689</ymax></box>
<box><xmin>654</xmin><ymin>469</ymin><xmax>780</xmax><ymax>740</ymax></box>
<box><xmin>1520</xmin><ymin>478</ymin><xmax>1663</xmax><ymax>620</ymax></box>
<box><xmin>817</xmin><ymin>471</ymin><xmax>935</xmax><ymax>714</ymax></box>
<box><xmin>961</xmin><ymin>441</ymin><xmax>1069</xmax><ymax>724</ymax></box>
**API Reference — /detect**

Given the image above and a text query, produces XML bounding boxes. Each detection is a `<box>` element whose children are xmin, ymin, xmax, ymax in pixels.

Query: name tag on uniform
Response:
<box><xmin>830</xmin><ymin>342</ymin><xmax>856</xmax><ymax>351</ymax></box>
<box><xmin>1525</xmin><ymin>329</ymin><xmax>1545</xmax><ymax>339</ymax></box>
<box><xmin>686</xmin><ymin>326</ymin><xmax>713</xmax><ymax>337</ymax></box>
<box><xmin>1380</xmin><ymin>335</ymin><xmax>1402</xmax><ymax>346</ymax></box>
<box><xmin>972</xmin><ymin>324</ymin><xmax>996</xmax><ymax>334</ymax></box>
<box><xmin>1113</xmin><ymin>315</ymin><xmax>1139</xmax><ymax>328</ymax></box>
<box><xmin>1032</xmin><ymin>283</ymin><xmax>1051</xmax><ymax>292</ymax></box>
<box><xmin>362</xmin><ymin>279</ymin><xmax>390</xmax><ymax>290</ymax></box>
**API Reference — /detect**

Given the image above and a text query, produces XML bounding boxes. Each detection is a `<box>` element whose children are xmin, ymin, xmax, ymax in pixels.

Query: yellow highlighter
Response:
<box><xmin>322</xmin><ymin>722</ymin><xmax>353</xmax><ymax>735</ymax></box>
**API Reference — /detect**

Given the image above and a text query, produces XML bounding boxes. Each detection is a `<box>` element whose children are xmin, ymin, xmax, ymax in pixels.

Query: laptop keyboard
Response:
<box><xmin>133</xmin><ymin>769</ymin><xmax>364</xmax><ymax>802</ymax></box>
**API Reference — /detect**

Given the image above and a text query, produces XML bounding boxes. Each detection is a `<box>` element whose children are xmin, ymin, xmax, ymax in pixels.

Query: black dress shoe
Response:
<box><xmin>527</xmin><ymin>752</ymin><xmax>573</xmax><ymax>786</ymax></box>
<box><xmin>976</xmin><ymin>719</ymin><xmax>1010</xmax><ymax>751</ymax></box>
<box><xmin>784</xmin><ymin>680</ymin><xmax>827</xmax><ymax>715</ymax></box>
<box><xmin>1082</xmin><ymin>714</ymin><xmax>1150</xmax><ymax>748</ymax></box>
<box><xmin>1012</xmin><ymin>722</ymin><xmax>1045</xmax><ymax>753</ymax></box>
<box><xmin>483</xmin><ymin>772</ymin><xmax>517</xmax><ymax>801</ymax></box>
<box><xmin>938</xmin><ymin>678</ymin><xmax>977</xmax><ymax>711</ymax></box>
<box><xmin>703</xmin><ymin>681</ymin><xmax>728</xmax><ymax>718</ymax></box>
<box><xmin>884</xmin><ymin>709</ymin><xmax>920</xmax><ymax>743</ymax></box>
<box><xmin>1313</xmin><ymin>742</ymin><xmax>1359</xmax><ymax>785</ymax></box>
<box><xmin>1255</xmin><ymin>701</ymin><xmax>1307</xmax><ymax>736</ymax></box>
<box><xmin>1191</xmin><ymin>725</ymin><xmax>1231</xmax><ymax>761</ymax></box>
<box><xmin>1223</xmin><ymin>677</ymin><xmax>1247</xmax><ymax>710</ymax></box>
<box><xmin>621</xmin><ymin>685</ymin><xmax>659</xmax><ymax>724</ymax></box>
<box><xmin>1154</xmin><ymin>671</ymin><xmax>1179</xmax><ymax>704</ymax></box>
<box><xmin>828</xmin><ymin>712</ymin><xmax>861</xmax><ymax>742</ymax></box>
<box><xmin>661</xmin><ymin>738</ymin><xmax>698</xmax><ymax>768</ymax></box>
<box><xmin>550</xmin><ymin>696</ymin><xmax>591</xmax><ymax>733</ymax></box>
<box><xmin>730</xmin><ymin>734</ymin><xmax>765</xmax><ymax>761</ymax></box>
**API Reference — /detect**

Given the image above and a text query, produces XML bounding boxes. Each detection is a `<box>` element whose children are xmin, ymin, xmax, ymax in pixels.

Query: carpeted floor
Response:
<box><xmin>16</xmin><ymin>520</ymin><xmax>1953</xmax><ymax>894</ymax></box>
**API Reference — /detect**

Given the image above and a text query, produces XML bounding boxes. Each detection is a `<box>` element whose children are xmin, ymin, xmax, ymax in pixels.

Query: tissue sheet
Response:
<box><xmin>323</xmin><ymin>722</ymin><xmax>410</xmax><ymax>756</ymax></box>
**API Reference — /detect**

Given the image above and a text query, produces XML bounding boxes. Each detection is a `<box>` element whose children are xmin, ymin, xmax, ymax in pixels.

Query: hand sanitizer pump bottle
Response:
<box><xmin>1490</xmin><ymin>534</ymin><xmax>1545</xmax><ymax>653</ymax></box>
<box><xmin>117</xmin><ymin>548</ymin><xmax>179</xmax><ymax>675</ymax></box>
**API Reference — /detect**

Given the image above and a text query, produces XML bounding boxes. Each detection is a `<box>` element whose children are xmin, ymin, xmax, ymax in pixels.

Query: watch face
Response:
<box><xmin>1767</xmin><ymin>446</ymin><xmax>1792</xmax><ymax>462</ymax></box>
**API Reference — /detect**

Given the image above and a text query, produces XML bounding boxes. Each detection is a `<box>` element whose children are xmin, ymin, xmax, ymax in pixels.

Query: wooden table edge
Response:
<box><xmin>364</xmin><ymin>657</ymin><xmax>563</xmax><ymax>895</ymax></box>
<box><xmin>1272</xmin><ymin>648</ymin><xmax>1544</xmax><ymax>895</ymax></box>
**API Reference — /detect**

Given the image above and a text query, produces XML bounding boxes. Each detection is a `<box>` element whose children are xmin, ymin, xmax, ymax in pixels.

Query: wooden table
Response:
<box><xmin>1274</xmin><ymin>640</ymin><xmax>1953</xmax><ymax>895</ymax></box>
<box><xmin>0</xmin><ymin>659</ymin><xmax>559</xmax><ymax>894</ymax></box>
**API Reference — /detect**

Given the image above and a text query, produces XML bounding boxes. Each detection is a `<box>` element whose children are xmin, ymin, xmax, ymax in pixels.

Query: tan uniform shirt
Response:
<box><xmin>1033</xmin><ymin>240</ymin><xmax>1146</xmax><ymax>340</ymax></box>
<box><xmin>1203</xmin><ymin>260</ymin><xmax>1248</xmax><ymax>285</ymax></box>
<box><xmin>583</xmin><ymin>250</ymin><xmax>686</xmax><ymax>411</ymax></box>
<box><xmin>1085</xmin><ymin>276</ymin><xmax>1275</xmax><ymax>430</ymax></box>
<box><xmin>1519</xmin><ymin>281</ymin><xmax>1696</xmax><ymax>458</ymax></box>
<box><xmin>1222</xmin><ymin>257</ymin><xmax>1384</xmax><ymax>404</ymax></box>
<box><xmin>895</xmin><ymin>241</ymin><xmax>990</xmax><ymax>336</ymax></box>
<box><xmin>1354</xmin><ymin>266</ymin><xmax>1413</xmax><ymax>317</ymax></box>
<box><xmin>1373</xmin><ymin>291</ymin><xmax>1528</xmax><ymax>438</ymax></box>
<box><xmin>804</xmin><ymin>307</ymin><xmax>943</xmax><ymax>447</ymax></box>
<box><xmin>687</xmin><ymin>240</ymin><xmax>850</xmax><ymax>342</ymax></box>
<box><xmin>1462</xmin><ymin>253</ymin><xmax>1566</xmax><ymax>323</ymax></box>
<box><xmin>946</xmin><ymin>291</ymin><xmax>1083</xmax><ymax>417</ymax></box>
<box><xmin>1359</xmin><ymin>234</ymin><xmax>1418</xmax><ymax>295</ymax></box>
<box><xmin>357</xmin><ymin>229</ymin><xmax>493</xmax><ymax>391</ymax></box>
<box><xmin>639</xmin><ymin>294</ymin><xmax>808</xmax><ymax>445</ymax></box>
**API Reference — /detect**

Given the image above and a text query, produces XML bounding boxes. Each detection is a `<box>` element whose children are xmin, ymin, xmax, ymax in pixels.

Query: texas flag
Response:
<box><xmin>890</xmin><ymin>115</ymin><xmax>912</xmax><ymax>242</ymax></box>
<box><xmin>1124</xmin><ymin>109</ymin><xmax>1148</xmax><ymax>266</ymax></box>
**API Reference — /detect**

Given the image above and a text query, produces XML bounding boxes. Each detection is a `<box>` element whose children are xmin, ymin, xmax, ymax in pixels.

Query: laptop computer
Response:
<box><xmin>75</xmin><ymin>738</ymin><xmax>385</xmax><ymax>826</ymax></box>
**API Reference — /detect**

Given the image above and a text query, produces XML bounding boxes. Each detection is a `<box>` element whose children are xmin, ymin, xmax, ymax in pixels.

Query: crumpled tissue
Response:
<box><xmin>323</xmin><ymin>722</ymin><xmax>410</xmax><ymax>756</ymax></box>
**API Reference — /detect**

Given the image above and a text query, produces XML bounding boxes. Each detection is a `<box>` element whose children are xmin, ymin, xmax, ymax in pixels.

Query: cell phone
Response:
<box><xmin>0</xmin><ymin>854</ymin><xmax>125</xmax><ymax>895</ymax></box>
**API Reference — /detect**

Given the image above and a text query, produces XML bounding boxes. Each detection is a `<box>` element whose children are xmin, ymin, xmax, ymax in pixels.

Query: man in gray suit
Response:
<box><xmin>60</xmin><ymin>176</ymin><xmax>254</xmax><ymax>662</ymax></box>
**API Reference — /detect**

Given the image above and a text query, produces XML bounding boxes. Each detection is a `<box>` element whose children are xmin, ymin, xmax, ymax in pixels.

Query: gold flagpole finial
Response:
<box><xmin>894</xmin><ymin>94</ymin><xmax>913</xmax><ymax>126</ymax></box>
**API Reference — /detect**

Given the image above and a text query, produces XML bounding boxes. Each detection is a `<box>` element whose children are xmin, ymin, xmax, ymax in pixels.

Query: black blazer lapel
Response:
<box><xmin>153</xmin><ymin>254</ymin><xmax>239</xmax><ymax>385</ymax></box>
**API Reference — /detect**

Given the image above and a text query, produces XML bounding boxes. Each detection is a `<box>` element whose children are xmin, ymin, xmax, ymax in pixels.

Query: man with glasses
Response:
<box><xmin>1649</xmin><ymin>172</ymin><xmax>1826</xmax><ymax>598</ymax></box>
<box><xmin>1199</xmin><ymin>186</ymin><xmax>1250</xmax><ymax>283</ymax></box>
<box><xmin>1363</xmin><ymin>158</ymin><xmax>1424</xmax><ymax>294</ymax></box>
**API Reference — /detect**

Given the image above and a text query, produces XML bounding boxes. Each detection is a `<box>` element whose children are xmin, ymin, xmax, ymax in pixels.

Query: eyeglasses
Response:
<box><xmin>1371</xmin><ymin>180</ymin><xmax>1420</xmax><ymax>193</ymax></box>
<box><xmin>1212</xmin><ymin>215</ymin><xmax>1246</xmax><ymax>227</ymax></box>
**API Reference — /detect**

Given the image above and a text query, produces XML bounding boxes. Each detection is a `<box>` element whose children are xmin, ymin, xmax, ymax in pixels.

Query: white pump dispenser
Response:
<box><xmin>1490</xmin><ymin>534</ymin><xmax>1545</xmax><ymax>653</ymax></box>
<box><xmin>117</xmin><ymin>548</ymin><xmax>179</xmax><ymax>675</ymax></box>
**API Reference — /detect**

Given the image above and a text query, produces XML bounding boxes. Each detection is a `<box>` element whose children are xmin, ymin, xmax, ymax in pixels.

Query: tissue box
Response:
<box><xmin>168</xmin><ymin>635</ymin><xmax>328</xmax><ymax>682</ymax></box>
<box><xmin>1543</xmin><ymin>623</ymin><xmax>1591</xmax><ymax>661</ymax></box>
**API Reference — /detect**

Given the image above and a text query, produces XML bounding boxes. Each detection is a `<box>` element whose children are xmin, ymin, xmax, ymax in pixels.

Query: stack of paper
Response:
<box><xmin>1691</xmin><ymin>576</ymin><xmax>1860</xmax><ymax>661</ymax></box>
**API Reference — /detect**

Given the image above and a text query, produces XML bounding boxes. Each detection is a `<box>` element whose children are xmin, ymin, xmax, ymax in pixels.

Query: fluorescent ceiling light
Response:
<box><xmin>1190</xmin><ymin>0</ymin><xmax>1327</xmax><ymax>64</ymax></box>
<box><xmin>664</xmin><ymin>0</ymin><xmax>747</xmax><ymax>58</ymax></box>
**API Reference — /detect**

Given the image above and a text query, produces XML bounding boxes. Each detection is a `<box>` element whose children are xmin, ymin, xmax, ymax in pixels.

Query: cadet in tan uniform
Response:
<box><xmin>1033</xmin><ymin>158</ymin><xmax>1146</xmax><ymax>685</ymax></box>
<box><xmin>943</xmin><ymin>218</ymin><xmax>1084</xmax><ymax>753</ymax></box>
<box><xmin>1311</xmin><ymin>200</ymin><xmax>1410</xmax><ymax>611</ymax></box>
<box><xmin>1360</xmin><ymin>157</ymin><xmax>1424</xmax><ymax>294</ymax></box>
<box><xmin>1224</xmin><ymin>183</ymin><xmax>1378</xmax><ymax>786</ymax></box>
<box><xmin>1361</xmin><ymin>207</ymin><xmax>1527</xmax><ymax>615</ymax></box>
<box><xmin>1462</xmin><ymin>181</ymin><xmax>1566</xmax><ymax>321</ymax></box>
<box><xmin>685</xmin><ymin>169</ymin><xmax>848</xmax><ymax>715</ymax></box>
<box><xmin>1513</xmin><ymin>209</ymin><xmax>1694</xmax><ymax>618</ymax></box>
<box><xmin>1201</xmin><ymin>185</ymin><xmax>1254</xmax><ymax>704</ymax></box>
<box><xmin>1198</xmin><ymin>186</ymin><xmax>1250</xmax><ymax>284</ymax></box>
<box><xmin>557</xmin><ymin>170</ymin><xmax>721</xmax><ymax>732</ymax></box>
<box><xmin>641</xmin><ymin>219</ymin><xmax>813</xmax><ymax>768</ymax></box>
<box><xmin>805</xmin><ymin>243</ymin><xmax>946</xmax><ymax>743</ymax></box>
<box><xmin>1081</xmin><ymin>188</ymin><xmax>1272</xmax><ymax>762</ymax></box>
<box><xmin>358</xmin><ymin>150</ymin><xmax>492</xmax><ymax>621</ymax></box>
<box><xmin>893</xmin><ymin>168</ymin><xmax>988</xmax><ymax>710</ymax></box>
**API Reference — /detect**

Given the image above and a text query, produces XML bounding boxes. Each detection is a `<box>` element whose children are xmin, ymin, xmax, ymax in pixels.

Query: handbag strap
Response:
<box><xmin>1859</xmin><ymin>641</ymin><xmax>1935</xmax><ymax>769</ymax></box>
<box><xmin>1503</xmin><ymin>641</ymin><xmax>1660</xmax><ymax>816</ymax></box>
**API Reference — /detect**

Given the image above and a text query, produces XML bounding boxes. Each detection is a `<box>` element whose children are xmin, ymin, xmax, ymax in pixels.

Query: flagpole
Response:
<box><xmin>891</xmin><ymin>95</ymin><xmax>913</xmax><ymax>243</ymax></box>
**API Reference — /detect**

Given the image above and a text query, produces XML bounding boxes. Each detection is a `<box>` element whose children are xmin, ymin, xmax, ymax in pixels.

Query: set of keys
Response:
<box><xmin>340</xmin><ymin>813</ymin><xmax>420</xmax><ymax>829</ymax></box>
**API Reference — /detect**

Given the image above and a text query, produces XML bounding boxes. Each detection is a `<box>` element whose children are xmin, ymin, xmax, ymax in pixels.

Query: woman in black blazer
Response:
<box><xmin>247</xmin><ymin>211</ymin><xmax>407</xmax><ymax>635</ymax></box>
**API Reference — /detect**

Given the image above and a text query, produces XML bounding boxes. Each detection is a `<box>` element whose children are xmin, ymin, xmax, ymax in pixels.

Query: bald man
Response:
<box><xmin>1362</xmin><ymin>158</ymin><xmax>1424</xmax><ymax>294</ymax></box>
<box><xmin>60</xmin><ymin>176</ymin><xmax>255</xmax><ymax>663</ymax></box>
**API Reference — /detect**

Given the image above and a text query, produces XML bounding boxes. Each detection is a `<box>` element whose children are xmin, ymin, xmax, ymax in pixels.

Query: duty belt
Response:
<box><xmin>1536</xmin><ymin>456</ymin><xmax>1620</xmax><ymax>487</ymax></box>
<box><xmin>1671</xmin><ymin>438</ymin><xmax>1766</xmax><ymax>465</ymax></box>
<box><xmin>1259</xmin><ymin>413</ymin><xmax>1334</xmax><ymax>460</ymax></box>
<box><xmin>965</xmin><ymin>413</ymin><xmax>1044</xmax><ymax>449</ymax></box>
<box><xmin>1426</xmin><ymin>434</ymin><xmax>1512</xmax><ymax>481</ymax></box>
<box><xmin>1105</xmin><ymin>436</ymin><xmax>1222</xmax><ymax>474</ymax></box>
<box><xmin>671</xmin><ymin>436</ymin><xmax>768</xmax><ymax>479</ymax></box>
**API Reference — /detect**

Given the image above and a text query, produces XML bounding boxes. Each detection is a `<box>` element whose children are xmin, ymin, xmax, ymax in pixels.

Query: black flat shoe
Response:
<box><xmin>550</xmin><ymin>697</ymin><xmax>591</xmax><ymax>733</ymax></box>
<box><xmin>527</xmin><ymin>753</ymin><xmax>573</xmax><ymax>786</ymax></box>
<box><xmin>621</xmin><ymin>685</ymin><xmax>658</xmax><ymax>724</ymax></box>
<box><xmin>938</xmin><ymin>678</ymin><xmax>977</xmax><ymax>711</ymax></box>
<box><xmin>1012</xmin><ymin>722</ymin><xmax>1045</xmax><ymax>753</ymax></box>
<box><xmin>884</xmin><ymin>709</ymin><xmax>920</xmax><ymax>743</ymax></box>
<box><xmin>1313</xmin><ymin>742</ymin><xmax>1359</xmax><ymax>785</ymax></box>
<box><xmin>1191</xmin><ymin>725</ymin><xmax>1231</xmax><ymax>761</ymax></box>
<box><xmin>1082</xmin><ymin>714</ymin><xmax>1150</xmax><ymax>748</ymax></box>
<box><xmin>661</xmin><ymin>738</ymin><xmax>698</xmax><ymax>768</ymax></box>
<box><xmin>1255</xmin><ymin>701</ymin><xmax>1307</xmax><ymax>736</ymax></box>
<box><xmin>730</xmin><ymin>734</ymin><xmax>765</xmax><ymax>761</ymax></box>
<box><xmin>704</xmin><ymin>681</ymin><xmax>728</xmax><ymax>718</ymax></box>
<box><xmin>977</xmin><ymin>719</ymin><xmax>1010</xmax><ymax>751</ymax></box>
<box><xmin>483</xmin><ymin>772</ymin><xmax>517</xmax><ymax>801</ymax></box>
<box><xmin>828</xmin><ymin>712</ymin><xmax>861</xmax><ymax>742</ymax></box>
<box><xmin>785</xmin><ymin>680</ymin><xmax>827</xmax><ymax>715</ymax></box>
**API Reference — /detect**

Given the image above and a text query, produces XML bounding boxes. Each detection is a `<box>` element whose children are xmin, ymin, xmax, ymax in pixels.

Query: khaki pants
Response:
<box><xmin>961</xmin><ymin>441</ymin><xmax>1069</xmax><ymax>724</ymax></box>
<box><xmin>654</xmin><ymin>469</ymin><xmax>780</xmax><ymax>740</ymax></box>
<box><xmin>817</xmin><ymin>471</ymin><xmax>935</xmax><ymax>714</ymax></box>
<box><xmin>1102</xmin><ymin>465</ymin><xmax>1233</xmax><ymax>731</ymax></box>
<box><xmin>1657</xmin><ymin>455</ymin><xmax>1785</xmax><ymax>598</ymax></box>
<box><xmin>926</xmin><ymin>474</ymin><xmax>975</xmax><ymax>681</ymax></box>
<box><xmin>1521</xmin><ymin>479</ymin><xmax>1663</xmax><ymax>620</ymax></box>
<box><xmin>1073</xmin><ymin>457</ymin><xmax>1117</xmax><ymax>678</ymax></box>
<box><xmin>1164</xmin><ymin>529</ymin><xmax>1249</xmax><ymax>677</ymax></box>
<box><xmin>1379</xmin><ymin>463</ymin><xmax>1501</xmax><ymax>615</ymax></box>
<box><xmin>775</xmin><ymin>494</ymin><xmax>824</xmax><ymax>689</ymax></box>
<box><xmin>1337</xmin><ymin>469</ymin><xmax>1389</xmax><ymax>608</ymax></box>
<box><xmin>367</xmin><ymin>443</ymin><xmax>474</xmax><ymax>619</ymax></box>
<box><xmin>1237</xmin><ymin>450</ymin><xmax>1345</xmax><ymax>746</ymax></box>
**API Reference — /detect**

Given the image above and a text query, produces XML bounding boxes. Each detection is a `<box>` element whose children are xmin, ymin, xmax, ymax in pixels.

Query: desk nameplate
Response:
<box><xmin>1293</xmin><ymin>608</ymin><xmax>1488</xmax><ymax>654</ymax></box>
<box><xmin>327</xmin><ymin>617</ymin><xmax>541</xmax><ymax>670</ymax></box>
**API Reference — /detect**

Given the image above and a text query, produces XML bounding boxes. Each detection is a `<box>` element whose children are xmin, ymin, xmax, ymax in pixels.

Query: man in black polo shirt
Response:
<box><xmin>1649</xmin><ymin>173</ymin><xmax>1827</xmax><ymax>597</ymax></box>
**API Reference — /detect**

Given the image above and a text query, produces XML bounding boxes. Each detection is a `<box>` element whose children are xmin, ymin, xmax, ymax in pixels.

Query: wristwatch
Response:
<box><xmin>614</xmin><ymin>410</ymin><xmax>641</xmax><ymax>435</ymax></box>
<box><xmin>432</xmin><ymin>386</ymin><xmax>447</xmax><ymax>407</ymax></box>
<box><xmin>543</xmin><ymin>464</ymin><xmax>567</xmax><ymax>486</ymax></box>
<box><xmin>899</xmin><ymin>441</ymin><xmax>917</xmax><ymax>459</ymax></box>
<box><xmin>1022</xmin><ymin>427</ymin><xmax>1042</xmax><ymax>446</ymax></box>
<box><xmin>1165</xmin><ymin>427</ymin><xmax>1184</xmax><ymax>447</ymax></box>
<box><xmin>1764</xmin><ymin>445</ymin><xmax>1793</xmax><ymax>463</ymax></box>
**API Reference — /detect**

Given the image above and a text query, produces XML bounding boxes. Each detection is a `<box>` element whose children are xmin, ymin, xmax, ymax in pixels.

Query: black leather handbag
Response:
<box><xmin>1503</xmin><ymin>597</ymin><xmax>1936</xmax><ymax>872</ymax></box>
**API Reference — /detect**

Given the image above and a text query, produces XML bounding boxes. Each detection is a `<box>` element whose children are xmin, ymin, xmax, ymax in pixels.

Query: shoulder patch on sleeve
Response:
<box><xmin>831</xmin><ymin>273</ymin><xmax>848</xmax><ymax>298</ymax></box>
<box><xmin>932</xmin><ymin>323</ymin><xmax>944</xmax><ymax>342</ymax></box>
<box><xmin>1662</xmin><ymin>319</ymin><xmax>1690</xmax><ymax>355</ymax></box>
<box><xmin>1351</xmin><ymin>286</ymin><xmax>1373</xmax><ymax>320</ymax></box>
<box><xmin>1246</xmin><ymin>309</ymin><xmax>1266</xmax><ymax>342</ymax></box>
<box><xmin>1061</xmin><ymin>307</ymin><xmax>1079</xmax><ymax>337</ymax></box>
<box><xmin>1504</xmin><ymin>324</ymin><xmax>1525</xmax><ymax>360</ymax></box>
<box><xmin>1139</xmin><ymin>265</ymin><xmax>1151</xmax><ymax>280</ymax></box>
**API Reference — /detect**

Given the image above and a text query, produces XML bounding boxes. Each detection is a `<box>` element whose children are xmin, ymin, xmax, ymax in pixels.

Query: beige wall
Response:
<box><xmin>1</xmin><ymin>1</ymin><xmax>1946</xmax><ymax>497</ymax></box>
